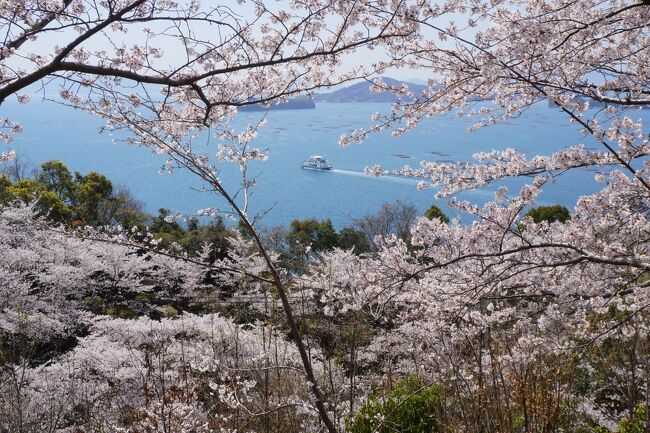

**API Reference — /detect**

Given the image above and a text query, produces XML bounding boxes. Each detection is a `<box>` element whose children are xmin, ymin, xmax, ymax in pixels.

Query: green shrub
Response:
<box><xmin>134</xmin><ymin>292</ymin><xmax>159</xmax><ymax>304</ymax></box>
<box><xmin>338</xmin><ymin>227</ymin><xmax>371</xmax><ymax>254</ymax></box>
<box><xmin>424</xmin><ymin>204</ymin><xmax>449</xmax><ymax>223</ymax></box>
<box><xmin>525</xmin><ymin>204</ymin><xmax>570</xmax><ymax>224</ymax></box>
<box><xmin>347</xmin><ymin>376</ymin><xmax>443</xmax><ymax>433</ymax></box>
<box><xmin>618</xmin><ymin>405</ymin><xmax>647</xmax><ymax>433</ymax></box>
<box><xmin>82</xmin><ymin>296</ymin><xmax>106</xmax><ymax>314</ymax></box>
<box><xmin>107</xmin><ymin>305</ymin><xmax>139</xmax><ymax>319</ymax></box>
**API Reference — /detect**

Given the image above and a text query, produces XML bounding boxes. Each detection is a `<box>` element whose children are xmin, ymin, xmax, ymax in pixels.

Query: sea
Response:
<box><xmin>3</xmin><ymin>99</ymin><xmax>646</xmax><ymax>229</ymax></box>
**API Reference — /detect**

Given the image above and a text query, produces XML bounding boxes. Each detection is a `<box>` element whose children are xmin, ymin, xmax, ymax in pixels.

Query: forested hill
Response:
<box><xmin>314</xmin><ymin>77</ymin><xmax>427</xmax><ymax>103</ymax></box>
<box><xmin>238</xmin><ymin>78</ymin><xmax>427</xmax><ymax>110</ymax></box>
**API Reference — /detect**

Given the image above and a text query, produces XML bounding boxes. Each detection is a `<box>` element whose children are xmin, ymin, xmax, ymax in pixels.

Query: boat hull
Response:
<box><xmin>301</xmin><ymin>165</ymin><xmax>334</xmax><ymax>171</ymax></box>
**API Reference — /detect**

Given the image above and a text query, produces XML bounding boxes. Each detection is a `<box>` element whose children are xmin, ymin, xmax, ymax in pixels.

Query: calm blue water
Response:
<box><xmin>3</xmin><ymin>100</ymin><xmax>644</xmax><ymax>228</ymax></box>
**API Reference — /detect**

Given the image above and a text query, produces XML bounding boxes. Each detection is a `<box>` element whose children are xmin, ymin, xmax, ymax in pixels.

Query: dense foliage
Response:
<box><xmin>0</xmin><ymin>160</ymin><xmax>144</xmax><ymax>226</ymax></box>
<box><xmin>525</xmin><ymin>204</ymin><xmax>571</xmax><ymax>224</ymax></box>
<box><xmin>346</xmin><ymin>377</ymin><xmax>443</xmax><ymax>433</ymax></box>
<box><xmin>423</xmin><ymin>204</ymin><xmax>449</xmax><ymax>224</ymax></box>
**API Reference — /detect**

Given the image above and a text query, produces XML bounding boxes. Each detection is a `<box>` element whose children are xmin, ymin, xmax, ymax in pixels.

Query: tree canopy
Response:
<box><xmin>424</xmin><ymin>204</ymin><xmax>449</xmax><ymax>223</ymax></box>
<box><xmin>525</xmin><ymin>204</ymin><xmax>571</xmax><ymax>224</ymax></box>
<box><xmin>0</xmin><ymin>160</ymin><xmax>129</xmax><ymax>226</ymax></box>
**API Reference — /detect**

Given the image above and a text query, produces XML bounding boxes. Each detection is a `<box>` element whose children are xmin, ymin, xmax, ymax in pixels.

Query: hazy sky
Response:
<box><xmin>11</xmin><ymin>1</ymin><xmax>444</xmax><ymax>86</ymax></box>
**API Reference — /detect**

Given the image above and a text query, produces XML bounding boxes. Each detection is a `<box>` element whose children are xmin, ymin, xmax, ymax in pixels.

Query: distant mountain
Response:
<box><xmin>237</xmin><ymin>79</ymin><xmax>429</xmax><ymax>110</ymax></box>
<box><xmin>239</xmin><ymin>95</ymin><xmax>315</xmax><ymax>112</ymax></box>
<box><xmin>314</xmin><ymin>77</ymin><xmax>427</xmax><ymax>103</ymax></box>
<box><xmin>404</xmin><ymin>78</ymin><xmax>429</xmax><ymax>86</ymax></box>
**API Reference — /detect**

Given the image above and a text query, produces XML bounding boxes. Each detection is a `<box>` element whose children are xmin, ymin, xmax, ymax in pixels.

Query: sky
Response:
<box><xmin>6</xmin><ymin>0</ymin><xmax>447</xmax><ymax>91</ymax></box>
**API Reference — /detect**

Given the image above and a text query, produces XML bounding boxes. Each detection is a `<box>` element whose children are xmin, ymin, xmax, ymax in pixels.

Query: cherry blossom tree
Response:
<box><xmin>0</xmin><ymin>2</ymin><xmax>418</xmax><ymax>431</ymax></box>
<box><xmin>0</xmin><ymin>204</ymin><xmax>356</xmax><ymax>433</ymax></box>
<box><xmin>0</xmin><ymin>0</ymin><xmax>415</xmax><ymax>140</ymax></box>
<box><xmin>314</xmin><ymin>1</ymin><xmax>650</xmax><ymax>429</ymax></box>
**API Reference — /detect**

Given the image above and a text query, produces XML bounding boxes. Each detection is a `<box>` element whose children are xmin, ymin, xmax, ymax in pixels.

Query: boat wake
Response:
<box><xmin>331</xmin><ymin>169</ymin><xmax>366</xmax><ymax>177</ymax></box>
<box><xmin>331</xmin><ymin>169</ymin><xmax>421</xmax><ymax>185</ymax></box>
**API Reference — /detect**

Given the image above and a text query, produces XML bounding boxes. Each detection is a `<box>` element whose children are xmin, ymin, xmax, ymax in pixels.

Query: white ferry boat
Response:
<box><xmin>301</xmin><ymin>155</ymin><xmax>334</xmax><ymax>170</ymax></box>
